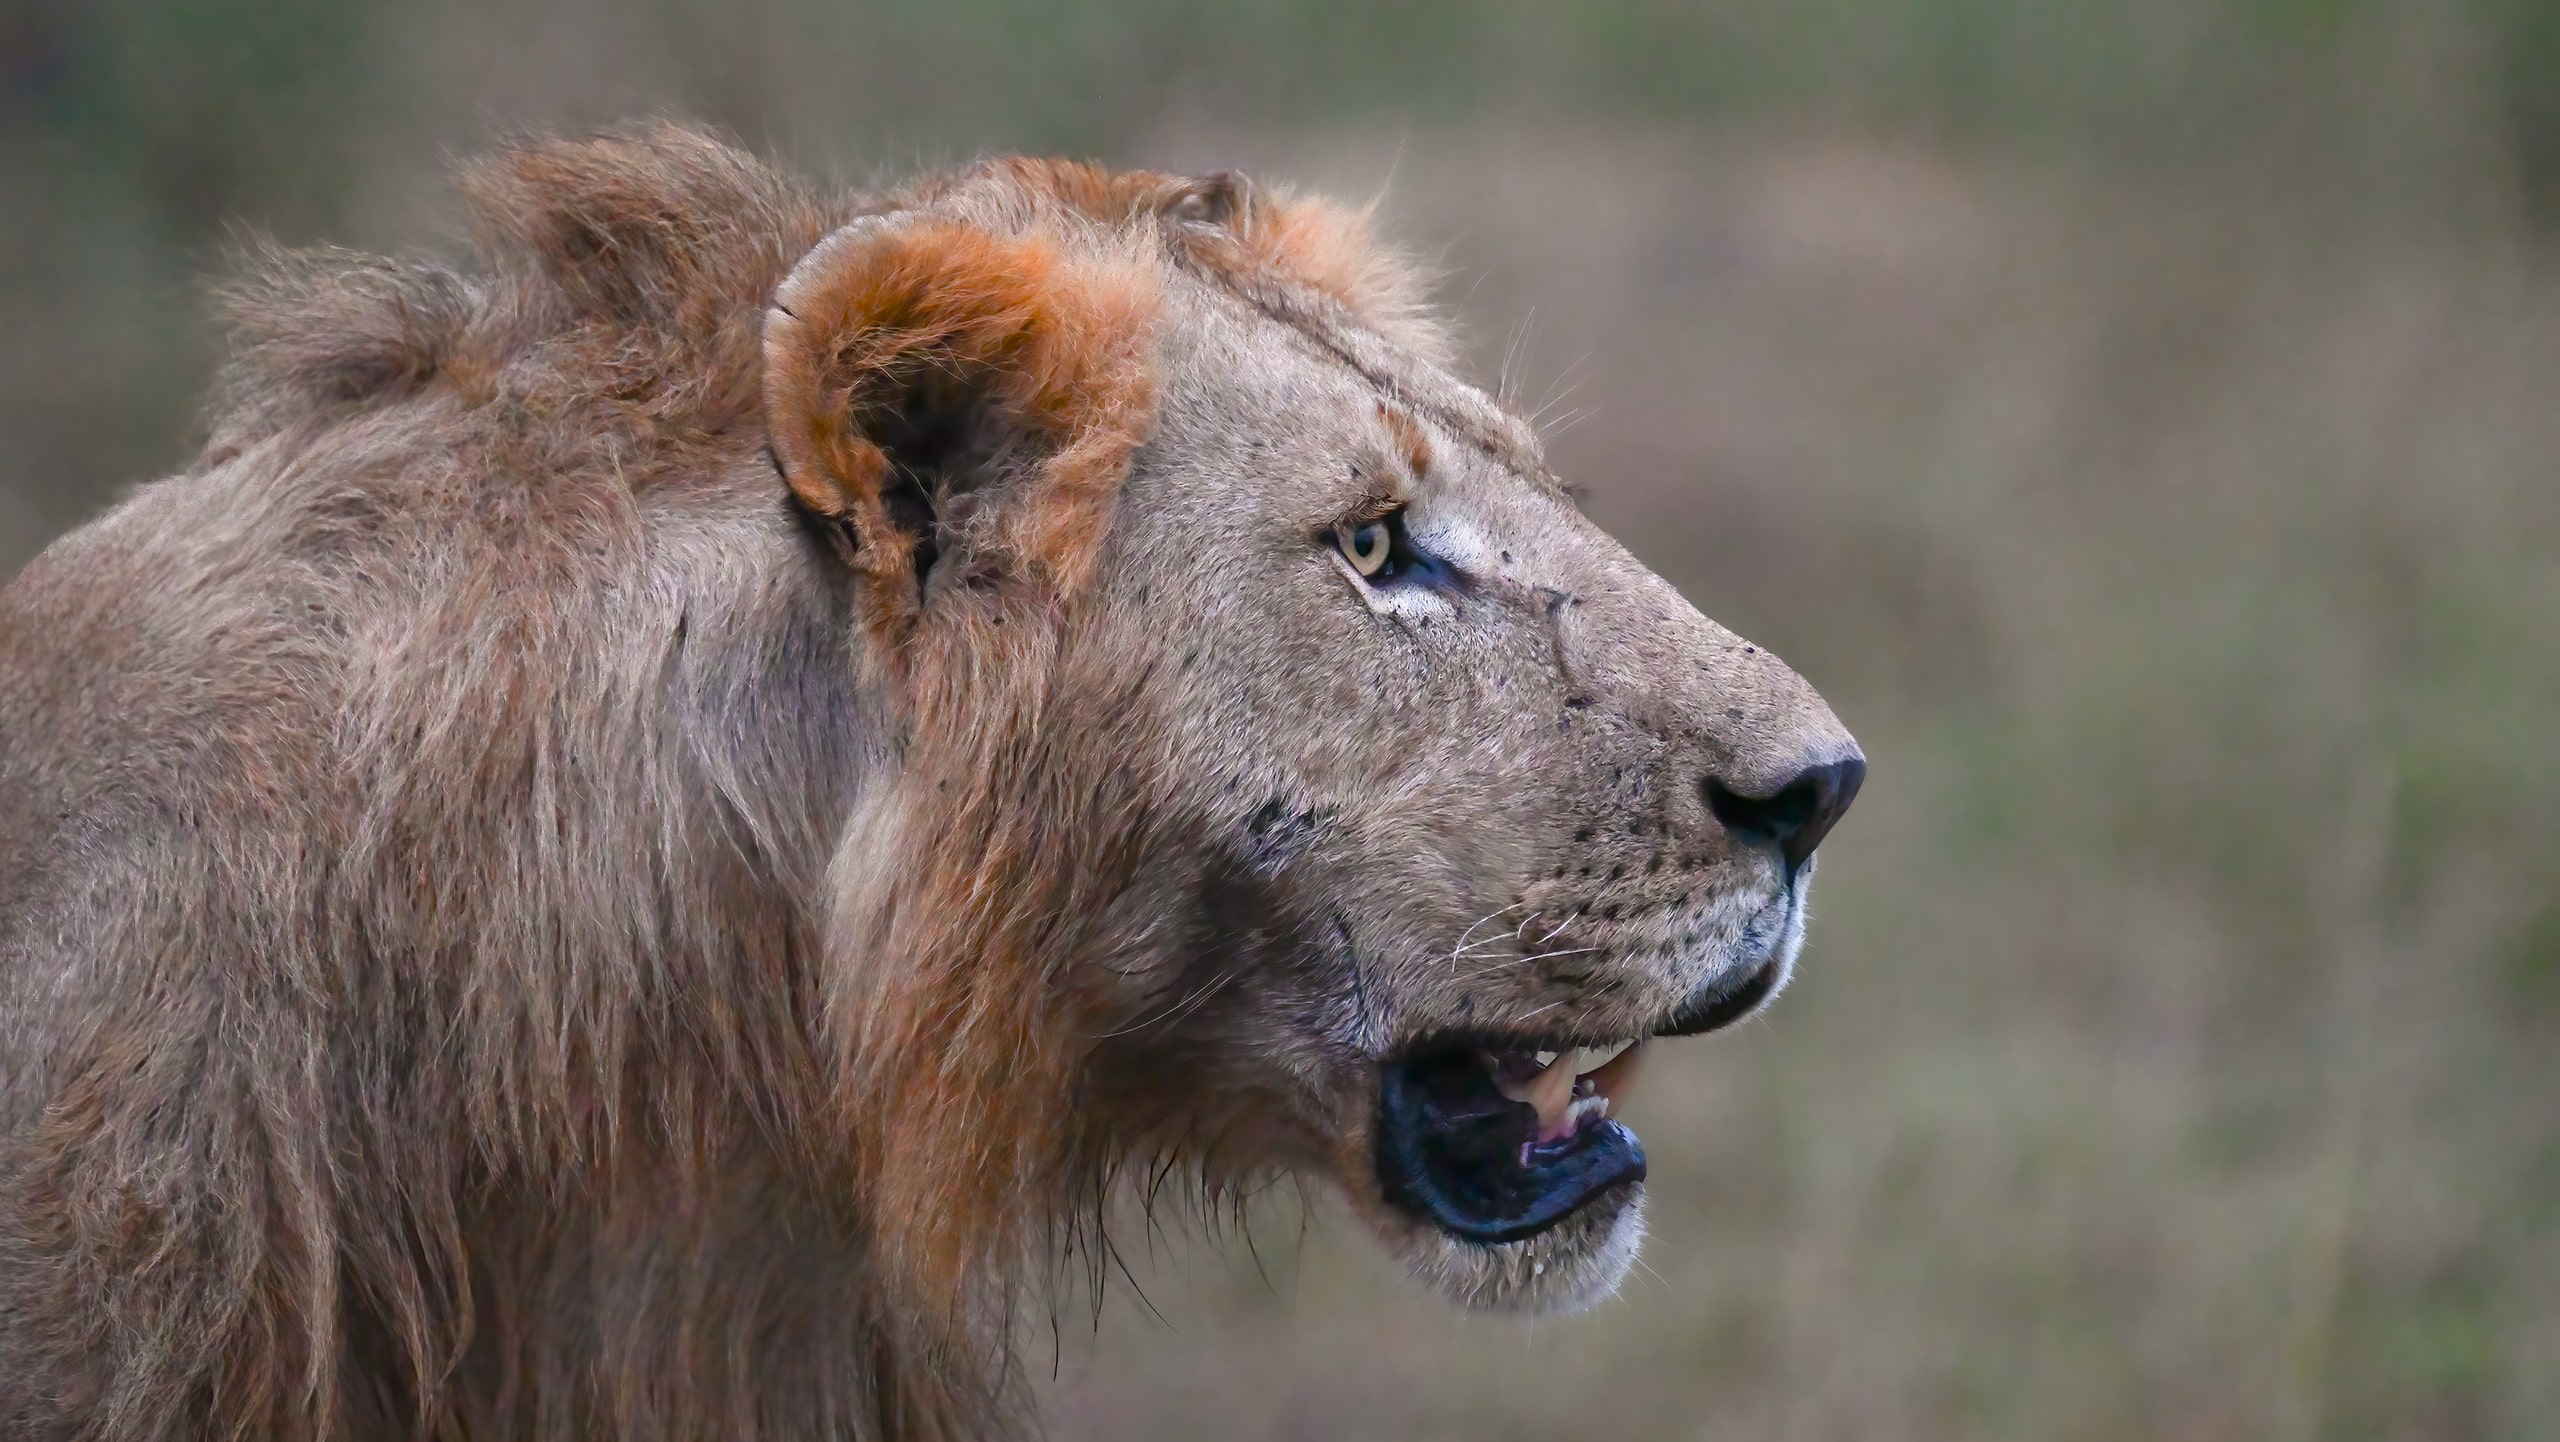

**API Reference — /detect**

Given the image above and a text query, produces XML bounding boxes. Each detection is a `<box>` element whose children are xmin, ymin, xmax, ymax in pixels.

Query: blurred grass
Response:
<box><xmin>4</xmin><ymin>3</ymin><xmax>2557</xmax><ymax>1438</ymax></box>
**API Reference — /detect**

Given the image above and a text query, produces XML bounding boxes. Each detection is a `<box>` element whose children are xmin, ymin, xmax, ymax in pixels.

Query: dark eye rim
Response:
<box><xmin>1329</xmin><ymin>506</ymin><xmax>1448</xmax><ymax>588</ymax></box>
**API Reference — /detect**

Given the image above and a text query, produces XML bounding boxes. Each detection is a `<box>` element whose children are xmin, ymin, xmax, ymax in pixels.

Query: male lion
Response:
<box><xmin>0</xmin><ymin>124</ymin><xmax>1863</xmax><ymax>1439</ymax></box>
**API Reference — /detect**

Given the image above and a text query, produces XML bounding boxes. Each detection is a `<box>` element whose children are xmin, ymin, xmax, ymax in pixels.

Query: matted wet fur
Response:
<box><xmin>0</xmin><ymin>122</ymin><xmax>1862</xmax><ymax>1439</ymax></box>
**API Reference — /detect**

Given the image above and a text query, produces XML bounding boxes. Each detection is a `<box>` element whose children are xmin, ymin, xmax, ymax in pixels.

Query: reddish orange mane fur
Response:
<box><xmin>752</xmin><ymin>149</ymin><xmax>1423</xmax><ymax>1339</ymax></box>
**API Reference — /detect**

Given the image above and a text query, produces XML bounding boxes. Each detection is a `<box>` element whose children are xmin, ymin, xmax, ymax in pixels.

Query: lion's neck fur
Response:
<box><xmin>0</xmin><ymin>126</ymin><xmax>1153</xmax><ymax>1440</ymax></box>
<box><xmin>0</xmin><ymin>420</ymin><xmax>1072</xmax><ymax>1441</ymax></box>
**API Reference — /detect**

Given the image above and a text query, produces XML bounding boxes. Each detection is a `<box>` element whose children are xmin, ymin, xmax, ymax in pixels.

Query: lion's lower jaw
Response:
<box><xmin>1392</xmin><ymin>1185</ymin><xmax>1648</xmax><ymax>1315</ymax></box>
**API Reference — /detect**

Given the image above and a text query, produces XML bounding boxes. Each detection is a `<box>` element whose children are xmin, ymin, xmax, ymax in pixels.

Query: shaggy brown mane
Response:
<box><xmin>1</xmin><ymin>122</ymin><xmax>1469</xmax><ymax>1441</ymax></box>
<box><xmin>208</xmin><ymin>124</ymin><xmax>1463</xmax><ymax>482</ymax></box>
<box><xmin>211</xmin><ymin>125</ymin><xmax>844</xmax><ymax>474</ymax></box>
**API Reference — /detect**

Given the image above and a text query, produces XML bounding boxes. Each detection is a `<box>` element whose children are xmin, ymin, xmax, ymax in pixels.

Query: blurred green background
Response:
<box><xmin>5</xmin><ymin>2</ymin><xmax>2557</xmax><ymax>1437</ymax></box>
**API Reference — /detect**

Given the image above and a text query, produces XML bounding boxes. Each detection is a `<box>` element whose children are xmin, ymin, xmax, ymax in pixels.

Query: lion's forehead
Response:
<box><xmin>1145</xmin><ymin>289</ymin><xmax>1564</xmax><ymax>525</ymax></box>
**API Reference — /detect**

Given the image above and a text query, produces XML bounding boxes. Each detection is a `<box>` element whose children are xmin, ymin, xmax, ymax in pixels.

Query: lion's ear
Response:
<box><xmin>763</xmin><ymin>214</ymin><xmax>1159</xmax><ymax>644</ymax></box>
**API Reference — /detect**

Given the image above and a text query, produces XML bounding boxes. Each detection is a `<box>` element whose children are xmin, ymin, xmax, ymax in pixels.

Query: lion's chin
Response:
<box><xmin>1372</xmin><ymin>1183</ymin><xmax>1647</xmax><ymax>1314</ymax></box>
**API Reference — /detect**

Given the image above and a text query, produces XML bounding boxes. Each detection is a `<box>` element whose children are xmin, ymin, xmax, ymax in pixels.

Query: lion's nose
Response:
<box><xmin>1703</xmin><ymin>754</ymin><xmax>1866</xmax><ymax>875</ymax></box>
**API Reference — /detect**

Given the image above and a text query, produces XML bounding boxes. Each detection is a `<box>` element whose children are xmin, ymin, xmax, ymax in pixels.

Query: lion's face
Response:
<box><xmin>1064</xmin><ymin>273</ymin><xmax>1863</xmax><ymax>1313</ymax></box>
<box><xmin>763</xmin><ymin>163</ymin><xmax>1861</xmax><ymax>1316</ymax></box>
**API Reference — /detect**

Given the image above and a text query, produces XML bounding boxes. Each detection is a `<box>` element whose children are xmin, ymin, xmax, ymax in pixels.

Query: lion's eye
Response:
<box><xmin>1336</xmin><ymin>518</ymin><xmax>1395</xmax><ymax>578</ymax></box>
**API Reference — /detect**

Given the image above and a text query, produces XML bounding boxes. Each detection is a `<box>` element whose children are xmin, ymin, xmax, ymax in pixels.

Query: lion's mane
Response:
<box><xmin>0</xmin><ymin>123</ymin><xmax>1433</xmax><ymax>1440</ymax></box>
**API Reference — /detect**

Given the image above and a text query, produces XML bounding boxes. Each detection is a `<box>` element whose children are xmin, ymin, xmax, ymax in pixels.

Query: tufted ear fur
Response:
<box><xmin>763</xmin><ymin>213</ymin><xmax>1161</xmax><ymax>656</ymax></box>
<box><xmin>1160</xmin><ymin>170</ymin><xmax>1456</xmax><ymax>371</ymax></box>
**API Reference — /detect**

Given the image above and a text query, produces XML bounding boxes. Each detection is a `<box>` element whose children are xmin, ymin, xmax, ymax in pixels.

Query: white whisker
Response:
<box><xmin>1094</xmin><ymin>971</ymin><xmax>1234</xmax><ymax>1038</ymax></box>
<box><xmin>1449</xmin><ymin>901</ymin><xmax>1528</xmax><ymax>954</ymax></box>
<box><xmin>1446</xmin><ymin>902</ymin><xmax>1533</xmax><ymax>970</ymax></box>
<box><xmin>1450</xmin><ymin>919</ymin><xmax>1531</xmax><ymax>960</ymax></box>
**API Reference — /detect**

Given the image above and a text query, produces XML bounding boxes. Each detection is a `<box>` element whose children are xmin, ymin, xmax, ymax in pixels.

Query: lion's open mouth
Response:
<box><xmin>1374</xmin><ymin>954</ymin><xmax>1786</xmax><ymax>1246</ymax></box>
<box><xmin>1375</xmin><ymin>1038</ymin><xmax>1648</xmax><ymax>1245</ymax></box>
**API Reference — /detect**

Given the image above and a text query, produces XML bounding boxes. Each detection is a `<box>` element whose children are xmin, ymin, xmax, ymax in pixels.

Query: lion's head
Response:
<box><xmin>754</xmin><ymin>148</ymin><xmax>1864</xmax><ymax>1320</ymax></box>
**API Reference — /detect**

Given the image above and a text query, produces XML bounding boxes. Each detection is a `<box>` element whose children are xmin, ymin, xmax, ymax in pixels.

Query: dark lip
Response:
<box><xmin>1653</xmin><ymin>953</ymin><xmax>1783</xmax><ymax>1037</ymax></box>
<box><xmin>1373</xmin><ymin>1045</ymin><xmax>1646</xmax><ymax>1245</ymax></box>
<box><xmin>1378</xmin><ymin>947</ymin><xmax>1784</xmax><ymax>1061</ymax></box>
<box><xmin>1384</xmin><ymin>1025</ymin><xmax>1649</xmax><ymax>1056</ymax></box>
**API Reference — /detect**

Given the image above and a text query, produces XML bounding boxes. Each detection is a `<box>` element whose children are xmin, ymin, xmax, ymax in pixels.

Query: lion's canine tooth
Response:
<box><xmin>1567</xmin><ymin>1039</ymin><xmax>1634</xmax><ymax>1076</ymax></box>
<box><xmin>1495</xmin><ymin>1054</ymin><xmax>1580</xmax><ymax>1139</ymax></box>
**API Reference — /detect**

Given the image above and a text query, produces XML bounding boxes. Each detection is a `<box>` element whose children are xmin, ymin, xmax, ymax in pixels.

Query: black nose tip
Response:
<box><xmin>1704</xmin><ymin>755</ymin><xmax>1866</xmax><ymax>874</ymax></box>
